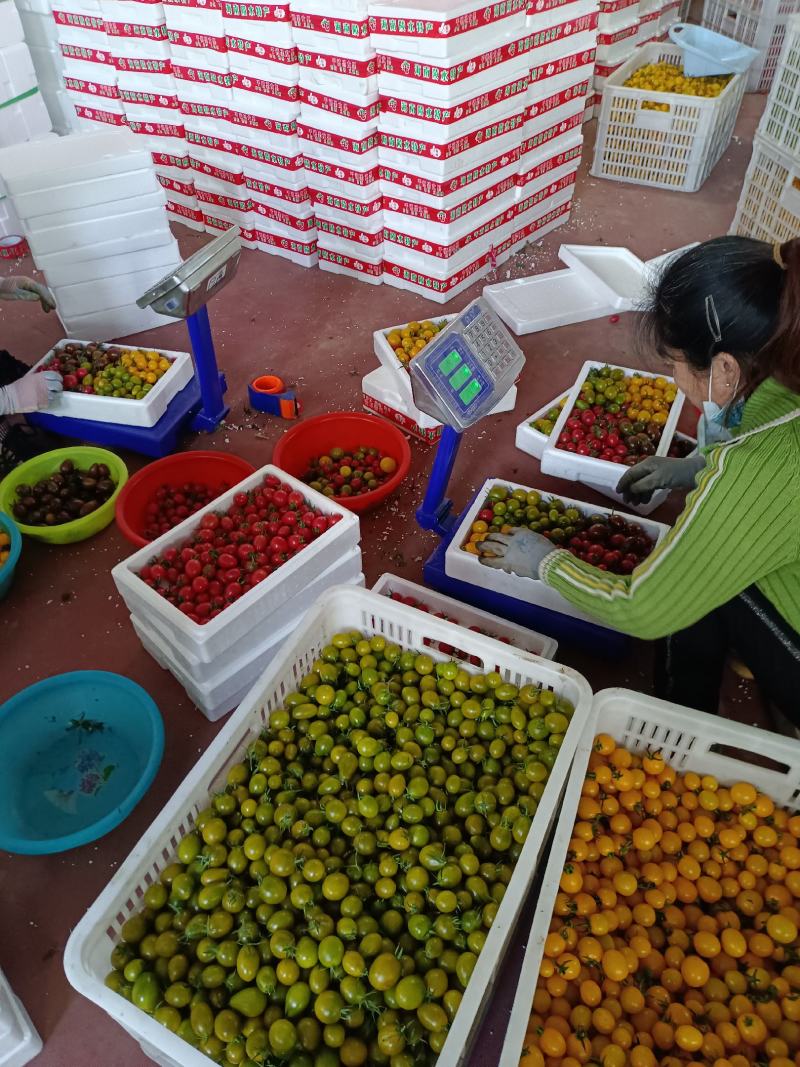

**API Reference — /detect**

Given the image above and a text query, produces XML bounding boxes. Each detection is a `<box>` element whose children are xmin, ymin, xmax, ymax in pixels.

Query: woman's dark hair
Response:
<box><xmin>641</xmin><ymin>235</ymin><xmax>800</xmax><ymax>395</ymax></box>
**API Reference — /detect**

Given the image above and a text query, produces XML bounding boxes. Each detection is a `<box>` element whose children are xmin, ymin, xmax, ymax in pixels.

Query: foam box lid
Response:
<box><xmin>557</xmin><ymin>243</ymin><xmax>647</xmax><ymax>309</ymax></box>
<box><xmin>369</xmin><ymin>0</ymin><xmax>513</xmax><ymax>20</ymax></box>
<box><xmin>0</xmin><ymin>128</ymin><xmax>151</xmax><ymax>194</ymax></box>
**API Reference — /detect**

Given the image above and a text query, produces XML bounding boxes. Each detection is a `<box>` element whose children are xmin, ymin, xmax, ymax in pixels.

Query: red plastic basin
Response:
<box><xmin>115</xmin><ymin>451</ymin><xmax>256</xmax><ymax>548</ymax></box>
<box><xmin>272</xmin><ymin>412</ymin><xmax>411</xmax><ymax>513</ymax></box>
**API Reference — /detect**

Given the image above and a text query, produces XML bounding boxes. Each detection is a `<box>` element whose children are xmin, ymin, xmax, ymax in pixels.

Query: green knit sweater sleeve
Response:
<box><xmin>539</xmin><ymin>429</ymin><xmax>799</xmax><ymax>639</ymax></box>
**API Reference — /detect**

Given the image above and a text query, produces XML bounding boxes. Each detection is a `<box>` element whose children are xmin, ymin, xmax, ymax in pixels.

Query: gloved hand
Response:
<box><xmin>477</xmin><ymin>527</ymin><xmax>555</xmax><ymax>579</ymax></box>
<box><xmin>0</xmin><ymin>370</ymin><xmax>62</xmax><ymax>416</ymax></box>
<box><xmin>0</xmin><ymin>276</ymin><xmax>56</xmax><ymax>312</ymax></box>
<box><xmin>616</xmin><ymin>454</ymin><xmax>706</xmax><ymax>504</ymax></box>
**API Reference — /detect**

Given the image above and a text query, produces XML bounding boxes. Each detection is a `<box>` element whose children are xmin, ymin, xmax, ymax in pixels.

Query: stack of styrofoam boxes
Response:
<box><xmin>0</xmin><ymin>0</ymin><xmax>53</xmax><ymax>146</ymax></box>
<box><xmin>0</xmin><ymin>128</ymin><xmax>181</xmax><ymax>340</ymax></box>
<box><xmin>590</xmin><ymin>0</ymin><xmax>637</xmax><ymax>118</ymax></box>
<box><xmin>52</xmin><ymin>0</ymin><xmax>125</xmax><ymax>129</ymax></box>
<box><xmin>635</xmin><ymin>0</ymin><xmax>661</xmax><ymax>50</ymax></box>
<box><xmin>223</xmin><ymin>0</ymin><xmax>317</xmax><ymax>265</ymax></box>
<box><xmin>371</xmin><ymin>0</ymin><xmax>539</xmax><ymax>303</ymax></box>
<box><xmin>731</xmin><ymin>14</ymin><xmax>800</xmax><ymax>240</ymax></box>
<box><xmin>293</xmin><ymin>0</ymin><xmax>379</xmax><ymax>281</ymax></box>
<box><xmin>702</xmin><ymin>0</ymin><xmax>800</xmax><ymax>92</ymax></box>
<box><xmin>112</xmin><ymin>465</ymin><xmax>363</xmax><ymax>721</ymax></box>
<box><xmin>12</xmin><ymin>0</ymin><xmax>77</xmax><ymax>134</ymax></box>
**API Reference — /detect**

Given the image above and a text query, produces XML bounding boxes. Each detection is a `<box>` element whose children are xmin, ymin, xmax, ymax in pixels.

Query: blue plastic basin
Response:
<box><xmin>0</xmin><ymin>513</ymin><xmax>22</xmax><ymax>601</ymax></box>
<box><xmin>0</xmin><ymin>671</ymin><xmax>164</xmax><ymax>855</ymax></box>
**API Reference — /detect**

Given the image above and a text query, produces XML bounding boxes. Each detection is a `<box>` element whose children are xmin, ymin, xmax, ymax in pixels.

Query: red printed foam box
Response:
<box><xmin>298</xmin><ymin>115</ymin><xmax>380</xmax><ymax>167</ymax></box>
<box><xmin>523</xmin><ymin>75</ymin><xmax>590</xmax><ymax>138</ymax></box>
<box><xmin>121</xmin><ymin>86</ymin><xmax>182</xmax><ymax>125</ymax></box>
<box><xmin>516</xmin><ymin>125</ymin><xmax>582</xmax><ymax>188</ymax></box>
<box><xmin>152</xmin><ymin>147</ymin><xmax>193</xmax><ymax>182</ymax></box>
<box><xmin>526</xmin><ymin>0</ymin><xmax>597</xmax><ymax>32</ymax></box>
<box><xmin>60</xmin><ymin>42</ymin><xmax>115</xmax><ymax>84</ymax></box>
<box><xmin>597</xmin><ymin>0</ymin><xmax>638</xmax><ymax>30</ymax></box>
<box><xmin>244</xmin><ymin>173</ymin><xmax>313</xmax><ymax>213</ymax></box>
<box><xmin>231</xmin><ymin>72</ymin><xmax>300</xmax><ymax>121</ymax></box>
<box><xmin>251</xmin><ymin>195</ymin><xmax>318</xmax><ymax>240</ymax></box>
<box><xmin>303</xmin><ymin>155</ymin><xmax>381</xmax><ymax>200</ymax></box>
<box><xmin>636</xmin><ymin>8</ymin><xmax>659</xmax><ymax>44</ymax></box>
<box><xmin>157</xmin><ymin>171</ymin><xmax>198</xmax><ymax>206</ymax></box>
<box><xmin>221</xmin><ymin>0</ymin><xmax>294</xmax><ymax>47</ymax></box>
<box><xmin>310</xmin><ymin>187</ymin><xmax>383</xmax><ymax>225</ymax></box>
<box><xmin>378</xmin><ymin>69</ymin><xmax>530</xmax><ymax>143</ymax></box>
<box><xmin>173</xmin><ymin>61</ymin><xmax>235</xmax><ymax>106</ymax></box>
<box><xmin>595</xmin><ymin>19</ymin><xmax>638</xmax><ymax>63</ymax></box>
<box><xmin>73</xmin><ymin>104</ymin><xmax>129</xmax><ymax>128</ymax></box>
<box><xmin>383</xmin><ymin>169</ymin><xmax>517</xmax><ymax>236</ymax></box>
<box><xmin>379</xmin><ymin>143</ymin><xmax>521</xmax><ymax>209</ymax></box>
<box><xmin>114</xmin><ymin>55</ymin><xmax>176</xmax><ymax>95</ymax></box>
<box><xmin>524</xmin><ymin>7</ymin><xmax>599</xmax><ymax>66</ymax></box>
<box><xmin>526</xmin><ymin>45</ymin><xmax>595</xmax><ymax>102</ymax></box>
<box><xmin>376</xmin><ymin>28</ymin><xmax>535</xmax><ymax>102</ymax></box>
<box><xmin>299</xmin><ymin>83</ymin><xmax>379</xmax><ymax>137</ymax></box>
<box><xmin>519</xmin><ymin>105</ymin><xmax>583</xmax><ymax>155</ymax></box>
<box><xmin>128</xmin><ymin>119</ymin><xmax>187</xmax><ymax>150</ymax></box>
<box><xmin>191</xmin><ymin>153</ymin><xmax>246</xmax><ymax>199</ymax></box>
<box><xmin>226</xmin><ymin>35</ymin><xmax>298</xmax><ymax>83</ymax></box>
<box><xmin>100</xmin><ymin>0</ymin><xmax>171</xmax><ymax>59</ymax></box>
<box><xmin>290</xmin><ymin>0</ymin><xmax>374</xmax><ymax>58</ymax></box>
<box><xmin>53</xmin><ymin>9</ymin><xmax>109</xmax><ymax>48</ymax></box>
<box><xmin>164</xmin><ymin>0</ymin><xmax>225</xmax><ymax>37</ymax></box>
<box><xmin>296</xmin><ymin>47</ymin><xmax>378</xmax><ymax>93</ymax></box>
<box><xmin>382</xmin><ymin>200</ymin><xmax>517</xmax><ymax>276</ymax></box>
<box><xmin>65</xmin><ymin>74</ymin><xmax>125</xmax><ymax>113</ymax></box>
<box><xmin>378</xmin><ymin>111</ymin><xmax>525</xmax><ymax>178</ymax></box>
<box><xmin>256</xmin><ymin>228</ymin><xmax>318</xmax><ymax>266</ymax></box>
<box><xmin>204</xmin><ymin>212</ymin><xmax>259</xmax><ymax>246</ymax></box>
<box><xmin>167</xmin><ymin>198</ymin><xmax>205</xmax><ymax>228</ymax></box>
<box><xmin>316</xmin><ymin>216</ymin><xmax>383</xmax><ymax>258</ymax></box>
<box><xmin>319</xmin><ymin>246</ymin><xmax>383</xmax><ymax>284</ymax></box>
<box><xmin>367</xmin><ymin>0</ymin><xmax>528</xmax><ymax>60</ymax></box>
<box><xmin>592</xmin><ymin>58</ymin><xmax>624</xmax><ymax>91</ymax></box>
<box><xmin>513</xmin><ymin>169</ymin><xmax>576</xmax><ymax>231</ymax></box>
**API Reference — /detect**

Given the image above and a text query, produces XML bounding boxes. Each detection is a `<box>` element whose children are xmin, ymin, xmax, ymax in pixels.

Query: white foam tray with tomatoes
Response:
<box><xmin>31</xmin><ymin>339</ymin><xmax>194</xmax><ymax>428</ymax></box>
<box><xmin>445</xmin><ymin>478</ymin><xmax>669</xmax><ymax>629</ymax></box>
<box><xmin>540</xmin><ymin>360</ymin><xmax>685</xmax><ymax>491</ymax></box>
<box><xmin>497</xmin><ymin>687</ymin><xmax>800</xmax><ymax>1067</ymax></box>
<box><xmin>112</xmin><ymin>464</ymin><xmax>360</xmax><ymax>664</ymax></box>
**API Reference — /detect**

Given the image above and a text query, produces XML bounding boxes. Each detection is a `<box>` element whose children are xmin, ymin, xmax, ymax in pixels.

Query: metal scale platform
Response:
<box><xmin>412</xmin><ymin>297</ymin><xmax>626</xmax><ymax>654</ymax></box>
<box><xmin>29</xmin><ymin>228</ymin><xmax>239</xmax><ymax>457</ymax></box>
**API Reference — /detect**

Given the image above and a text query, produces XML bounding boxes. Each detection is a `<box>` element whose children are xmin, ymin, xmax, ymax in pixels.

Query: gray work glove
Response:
<box><xmin>477</xmin><ymin>528</ymin><xmax>554</xmax><ymax>579</ymax></box>
<box><xmin>616</xmin><ymin>454</ymin><xmax>706</xmax><ymax>504</ymax></box>
<box><xmin>0</xmin><ymin>370</ymin><xmax>63</xmax><ymax>415</ymax></box>
<box><xmin>0</xmin><ymin>275</ymin><xmax>56</xmax><ymax>312</ymax></box>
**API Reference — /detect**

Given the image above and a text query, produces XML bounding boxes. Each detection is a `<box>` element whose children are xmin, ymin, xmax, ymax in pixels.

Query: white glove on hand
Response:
<box><xmin>0</xmin><ymin>276</ymin><xmax>56</xmax><ymax>312</ymax></box>
<box><xmin>477</xmin><ymin>527</ymin><xmax>554</xmax><ymax>579</ymax></box>
<box><xmin>0</xmin><ymin>370</ymin><xmax>63</xmax><ymax>416</ymax></box>
<box><xmin>616</xmin><ymin>454</ymin><xmax>706</xmax><ymax>504</ymax></box>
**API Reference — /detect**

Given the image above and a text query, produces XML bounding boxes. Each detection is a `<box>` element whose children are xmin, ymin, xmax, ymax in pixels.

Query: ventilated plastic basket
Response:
<box><xmin>592</xmin><ymin>41</ymin><xmax>746</xmax><ymax>191</ymax></box>
<box><xmin>702</xmin><ymin>0</ymin><xmax>800</xmax><ymax>90</ymax></box>
<box><xmin>757</xmin><ymin>12</ymin><xmax>800</xmax><ymax>154</ymax></box>
<box><xmin>730</xmin><ymin>132</ymin><xmax>800</xmax><ymax>241</ymax></box>
<box><xmin>499</xmin><ymin>687</ymin><xmax>800</xmax><ymax>1067</ymax></box>
<box><xmin>64</xmin><ymin>586</ymin><xmax>593</xmax><ymax>1067</ymax></box>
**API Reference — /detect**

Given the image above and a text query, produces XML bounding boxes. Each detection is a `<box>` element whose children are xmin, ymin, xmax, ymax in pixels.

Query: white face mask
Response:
<box><xmin>698</xmin><ymin>362</ymin><xmax>743</xmax><ymax>448</ymax></box>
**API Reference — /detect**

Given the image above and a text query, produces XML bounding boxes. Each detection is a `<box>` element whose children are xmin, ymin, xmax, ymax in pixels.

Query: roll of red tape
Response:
<box><xmin>0</xmin><ymin>235</ymin><xmax>28</xmax><ymax>259</ymax></box>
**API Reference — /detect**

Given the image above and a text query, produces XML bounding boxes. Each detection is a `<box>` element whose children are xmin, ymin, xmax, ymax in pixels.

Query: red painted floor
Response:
<box><xmin>0</xmin><ymin>101</ymin><xmax>765</xmax><ymax>1066</ymax></box>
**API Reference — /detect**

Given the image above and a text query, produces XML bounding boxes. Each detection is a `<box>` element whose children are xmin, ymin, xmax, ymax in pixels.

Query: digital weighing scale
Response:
<box><xmin>412</xmin><ymin>297</ymin><xmax>626</xmax><ymax>653</ymax></box>
<box><xmin>29</xmin><ymin>229</ymin><xmax>238</xmax><ymax>457</ymax></box>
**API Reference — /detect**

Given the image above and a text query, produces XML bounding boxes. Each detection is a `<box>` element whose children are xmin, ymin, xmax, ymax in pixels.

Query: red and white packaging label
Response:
<box><xmin>187</xmin><ymin>129</ymin><xmax>303</xmax><ymax>171</ymax></box>
<box><xmin>368</xmin><ymin>0</ymin><xmax>525</xmax><ymax>40</ymax></box>
<box><xmin>256</xmin><ymin>230</ymin><xmax>317</xmax><ymax>255</ymax></box>
<box><xmin>362</xmin><ymin>394</ymin><xmax>441</xmax><ymax>441</ymax></box>
<box><xmin>290</xmin><ymin>11</ymin><xmax>369</xmax><ymax>37</ymax></box>
<box><xmin>511</xmin><ymin>196</ymin><xmax>570</xmax><ymax>243</ymax></box>
<box><xmin>222</xmin><ymin>1</ymin><xmax>291</xmax><ymax>22</ymax></box>
<box><xmin>227</xmin><ymin>109</ymin><xmax>297</xmax><ymax>136</ymax></box>
<box><xmin>299</xmin><ymin>87</ymin><xmax>379</xmax><ymax>122</ymax></box>
<box><xmin>528</xmin><ymin>10</ymin><xmax>598</xmax><ymax>48</ymax></box>
<box><xmin>153</xmin><ymin>151</ymin><xmax>192</xmax><ymax>168</ymax></box>
<box><xmin>316</xmin><ymin>217</ymin><xmax>383</xmax><ymax>245</ymax></box>
<box><xmin>181</xmin><ymin>101</ymin><xmax>230</xmax><ymax>119</ymax></box>
<box><xmin>380</xmin><ymin>76</ymin><xmax>529</xmax><ymax>126</ymax></box>
<box><xmin>158</xmin><ymin>173</ymin><xmax>196</xmax><ymax>196</ymax></box>
<box><xmin>593</xmin><ymin>61</ymin><xmax>623</xmax><ymax>80</ymax></box>
<box><xmin>226</xmin><ymin>37</ymin><xmax>296</xmax><ymax>65</ymax></box>
<box><xmin>518</xmin><ymin>139</ymin><xmax>582</xmax><ymax>185</ymax></box>
<box><xmin>192</xmin><ymin>156</ymin><xmax>245</xmax><ymax>183</ymax></box>
<box><xmin>245</xmin><ymin>175</ymin><xmax>310</xmax><ymax>202</ymax></box>
<box><xmin>74</xmin><ymin>106</ymin><xmax>128</xmax><ymax>125</ymax></box>
<box><xmin>380</xmin><ymin>113</ymin><xmax>523</xmax><ymax>161</ymax></box>
<box><xmin>105</xmin><ymin>21</ymin><xmax>169</xmax><ymax>40</ymax></box>
<box><xmin>384</xmin><ymin>173</ymin><xmax>516</xmax><ymax>223</ymax></box>
<box><xmin>252</xmin><ymin>201</ymin><xmax>315</xmax><ymax>230</ymax></box>
<box><xmin>515</xmin><ymin>170</ymin><xmax>575</xmax><ymax>213</ymax></box>
<box><xmin>525</xmin><ymin>79</ymin><xmax>589</xmax><ymax>120</ymax></box>
<box><xmin>311</xmin><ymin>189</ymin><xmax>382</xmax><ymax>216</ymax></box>
<box><xmin>167</xmin><ymin>200</ymin><xmax>204</xmax><ymax>222</ymax></box>
<box><xmin>528</xmin><ymin>0</ymin><xmax>585</xmax><ymax>14</ymax></box>
<box><xmin>298</xmin><ymin>123</ymin><xmax>378</xmax><ymax>155</ymax></box>
<box><xmin>377</xmin><ymin>34</ymin><xmax>536</xmax><ymax>86</ymax></box>
<box><xmin>233</xmin><ymin>73</ymin><xmax>299</xmax><ymax>102</ymax></box>
<box><xmin>164</xmin><ymin>0</ymin><xmax>222</xmax><ymax>8</ymax></box>
<box><xmin>296</xmin><ymin>50</ymin><xmax>376</xmax><ymax>78</ymax></box>
<box><xmin>597</xmin><ymin>22</ymin><xmax>638</xmax><ymax>45</ymax></box>
<box><xmin>380</xmin><ymin>145</ymin><xmax>521</xmax><ymax>197</ymax></box>
<box><xmin>384</xmin><ymin>203</ymin><xmax>515</xmax><ymax>260</ymax></box>
<box><xmin>120</xmin><ymin>88</ymin><xmax>180</xmax><ymax>108</ymax></box>
<box><xmin>168</xmin><ymin>28</ymin><xmax>227</xmax><ymax>51</ymax></box>
<box><xmin>54</xmin><ymin>10</ymin><xmax>105</xmax><ymax>31</ymax></box>
<box><xmin>65</xmin><ymin>77</ymin><xmax>119</xmax><ymax>98</ymax></box>
<box><xmin>383</xmin><ymin>242</ymin><xmax>492</xmax><ymax>292</ymax></box>
<box><xmin>599</xmin><ymin>0</ymin><xmax>638</xmax><ymax>11</ymax></box>
<box><xmin>115</xmin><ymin>56</ymin><xmax>173</xmax><ymax>75</ymax></box>
<box><xmin>520</xmin><ymin>109</ymin><xmax>582</xmax><ymax>152</ymax></box>
<box><xmin>302</xmin><ymin>157</ymin><xmax>379</xmax><ymax>187</ymax></box>
<box><xmin>61</xmin><ymin>43</ymin><xmax>113</xmax><ymax>65</ymax></box>
<box><xmin>319</xmin><ymin>247</ymin><xmax>382</xmax><ymax>276</ymax></box>
<box><xmin>128</xmin><ymin>119</ymin><xmax>186</xmax><ymax>137</ymax></box>
<box><xmin>173</xmin><ymin>63</ymin><xmax>236</xmax><ymax>89</ymax></box>
<box><xmin>529</xmin><ymin>47</ymin><xmax>595</xmax><ymax>84</ymax></box>
<box><xmin>197</xmin><ymin>188</ymin><xmax>253</xmax><ymax>212</ymax></box>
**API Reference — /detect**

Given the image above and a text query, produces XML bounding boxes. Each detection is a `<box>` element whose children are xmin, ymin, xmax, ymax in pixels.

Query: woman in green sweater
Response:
<box><xmin>479</xmin><ymin>235</ymin><xmax>800</xmax><ymax>719</ymax></box>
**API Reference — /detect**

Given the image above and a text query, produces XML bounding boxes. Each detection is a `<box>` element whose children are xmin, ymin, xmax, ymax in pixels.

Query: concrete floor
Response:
<box><xmin>0</xmin><ymin>98</ymin><xmax>764</xmax><ymax>1067</ymax></box>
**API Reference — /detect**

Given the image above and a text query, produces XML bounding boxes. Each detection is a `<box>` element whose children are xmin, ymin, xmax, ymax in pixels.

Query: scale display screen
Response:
<box><xmin>428</xmin><ymin>338</ymin><xmax>491</xmax><ymax>414</ymax></box>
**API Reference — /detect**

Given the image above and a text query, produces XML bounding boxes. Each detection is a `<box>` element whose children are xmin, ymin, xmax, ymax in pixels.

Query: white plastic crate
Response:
<box><xmin>372</xmin><ymin>572</ymin><xmax>559</xmax><ymax>659</ymax></box>
<box><xmin>499</xmin><ymin>687</ymin><xmax>800</xmax><ymax>1067</ymax></box>
<box><xmin>731</xmin><ymin>132</ymin><xmax>800</xmax><ymax>241</ymax></box>
<box><xmin>592</xmin><ymin>41</ymin><xmax>746</xmax><ymax>191</ymax></box>
<box><xmin>0</xmin><ymin>966</ymin><xmax>41</xmax><ymax>1067</ymax></box>
<box><xmin>541</xmin><ymin>359</ymin><xmax>684</xmax><ymax>490</ymax></box>
<box><xmin>112</xmin><ymin>465</ymin><xmax>360</xmax><ymax>664</ymax></box>
<box><xmin>445</xmin><ymin>477</ymin><xmax>670</xmax><ymax>628</ymax></box>
<box><xmin>702</xmin><ymin>0</ymin><xmax>800</xmax><ymax>91</ymax></box>
<box><xmin>30</xmin><ymin>339</ymin><xmax>191</xmax><ymax>427</ymax></box>
<box><xmin>758</xmin><ymin>12</ymin><xmax>800</xmax><ymax>154</ymax></box>
<box><xmin>64</xmin><ymin>585</ymin><xmax>593</xmax><ymax>1067</ymax></box>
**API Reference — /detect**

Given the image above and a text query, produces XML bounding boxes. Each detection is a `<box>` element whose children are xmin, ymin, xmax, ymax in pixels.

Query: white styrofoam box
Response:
<box><xmin>362</xmin><ymin>363</ymin><xmax>445</xmax><ymax>438</ymax></box>
<box><xmin>657</xmin><ymin>0</ymin><xmax>680</xmax><ymax>29</ymax></box>
<box><xmin>32</xmin><ymin>338</ymin><xmax>192</xmax><ymax>425</ymax></box>
<box><xmin>523</xmin><ymin>76</ymin><xmax>591</xmax><ymax>139</ymax></box>
<box><xmin>171</xmin><ymin>60</ymin><xmax>234</xmax><ymax>107</ymax></box>
<box><xmin>227</xmin><ymin>41</ymin><xmax>299</xmax><ymax>84</ymax></box>
<box><xmin>594</xmin><ymin>18</ymin><xmax>638</xmax><ymax>62</ymax></box>
<box><xmin>0</xmin><ymin>88</ymin><xmax>52</xmax><ymax>146</ymax></box>
<box><xmin>65</xmin><ymin>80</ymin><xmax>125</xmax><ymax>116</ymax></box>
<box><xmin>52</xmin><ymin>262</ymin><xmax>181</xmax><ymax>319</ymax></box>
<box><xmin>368</xmin><ymin>0</ymin><xmax>528</xmax><ymax>59</ymax></box>
<box><xmin>383</xmin><ymin>232</ymin><xmax>515</xmax><ymax>303</ymax></box>
<box><xmin>295</xmin><ymin>46</ymin><xmax>378</xmax><ymax>92</ymax></box>
<box><xmin>43</xmin><ymin>236</ymin><xmax>181</xmax><ymax>287</ymax></box>
<box><xmin>0</xmin><ymin>192</ymin><xmax>23</xmax><ymax>239</ymax></box>
<box><xmin>64</xmin><ymin>585</ymin><xmax>592</xmax><ymax>1067</ymax></box>
<box><xmin>516</xmin><ymin>128</ymin><xmax>583</xmax><ymax>188</ymax></box>
<box><xmin>380</xmin><ymin>145</ymin><xmax>522</xmax><ymax>209</ymax></box>
<box><xmin>758</xmin><ymin>12</ymin><xmax>800</xmax><ymax>153</ymax></box>
<box><xmin>256</xmin><ymin>227</ymin><xmax>319</xmax><ymax>263</ymax></box>
<box><xmin>167</xmin><ymin>31</ymin><xmax>229</xmax><ymax>70</ymax></box>
<box><xmin>299</xmin><ymin>83</ymin><xmax>378</xmax><ymax>136</ymax></box>
<box><xmin>388</xmin><ymin>187</ymin><xmax>518</xmax><ymax>245</ymax></box>
<box><xmin>28</xmin><ymin>43</ymin><xmax>67</xmax><ymax>91</ymax></box>
<box><xmin>299</xmin><ymin>116</ymin><xmax>379</xmax><ymax>167</ymax></box>
<box><xmin>541</xmin><ymin>359</ymin><xmax>684</xmax><ymax>491</ymax></box>
<box><xmin>290</xmin><ymin>0</ymin><xmax>372</xmax><ymax>56</ymax></box>
<box><xmin>558</xmin><ymin>242</ymin><xmax>646</xmax><ymax>308</ymax></box>
<box><xmin>372</xmin><ymin>309</ymin><xmax>457</xmax><ymax>385</ymax></box>
<box><xmin>0</xmin><ymin>965</ymin><xmax>42</xmax><ymax>1067</ymax></box>
<box><xmin>303</xmin><ymin>156</ymin><xmax>380</xmax><ymax>199</ymax></box>
<box><xmin>115</xmin><ymin>59</ymin><xmax>176</xmax><ymax>96</ymax></box>
<box><xmin>316</xmin><ymin>224</ymin><xmax>380</xmax><ymax>258</ymax></box>
<box><xmin>383</xmin><ymin>203</ymin><xmax>516</xmax><ymax>277</ymax></box>
<box><xmin>597</xmin><ymin>0</ymin><xmax>639</xmax><ymax>28</ymax></box>
<box><xmin>373</xmin><ymin>573</ymin><xmax>558</xmax><ymax>658</ymax></box>
<box><xmin>10</xmin><ymin>167</ymin><xmax>161</xmax><ymax>223</ymax></box>
<box><xmin>526</xmin><ymin>0</ymin><xmax>597</xmax><ymax>29</ymax></box>
<box><xmin>244</xmin><ymin>173</ymin><xmax>312</xmax><ymax>213</ymax></box>
<box><xmin>133</xmin><ymin>547</ymin><xmax>364</xmax><ymax>687</ymax></box>
<box><xmin>24</xmin><ymin>198</ymin><xmax>169</xmax><ymax>256</ymax></box>
<box><xmin>240</xmin><ymin>149</ymin><xmax>308</xmax><ymax>189</ymax></box>
<box><xmin>485</xmin><ymin>266</ymin><xmax>615</xmax><ymax>331</ymax></box>
<box><xmin>31</xmin><ymin>224</ymin><xmax>175</xmax><ymax>276</ymax></box>
<box><xmin>310</xmin><ymin>188</ymin><xmax>383</xmax><ymax>227</ymax></box>
<box><xmin>229</xmin><ymin>71</ymin><xmax>299</xmax><ymax>120</ymax></box>
<box><xmin>0</xmin><ymin>126</ymin><xmax>150</xmax><ymax>191</ymax></box>
<box><xmin>636</xmin><ymin>8</ymin><xmax>660</xmax><ymax>42</ymax></box>
<box><xmin>527</xmin><ymin>44</ymin><xmax>596</xmax><ymax>102</ymax></box>
<box><xmin>58</xmin><ymin>301</ymin><xmax>175</xmax><ymax>342</ymax></box>
<box><xmin>592</xmin><ymin>58</ymin><xmax>624</xmax><ymax>93</ymax></box>
<box><xmin>163</xmin><ymin>0</ymin><xmax>224</xmax><ymax>35</ymax></box>
<box><xmin>226</xmin><ymin>107</ymin><xmax>300</xmax><ymax>152</ymax></box>
<box><xmin>525</xmin><ymin>4</ymin><xmax>599</xmax><ymax>62</ymax></box>
<box><xmin>22</xmin><ymin>187</ymin><xmax>166</xmax><ymax>236</ymax></box>
<box><xmin>379</xmin><ymin>114</ymin><xmax>525</xmax><ymax>178</ymax></box>
<box><xmin>500</xmin><ymin>687</ymin><xmax>800</xmax><ymax>1067</ymax></box>
<box><xmin>445</xmin><ymin>477</ymin><xmax>670</xmax><ymax>626</ymax></box>
<box><xmin>318</xmin><ymin>246</ymin><xmax>383</xmax><ymax>282</ymax></box>
<box><xmin>252</xmin><ymin>195</ymin><xmax>317</xmax><ymax>237</ymax></box>
<box><xmin>52</xmin><ymin>7</ymin><xmax>109</xmax><ymax>49</ymax></box>
<box><xmin>592</xmin><ymin>42</ymin><xmax>746</xmax><ymax>192</ymax></box>
<box><xmin>17</xmin><ymin>7</ymin><xmax>59</xmax><ymax>50</ymax></box>
<box><xmin>167</xmin><ymin>200</ymin><xmax>205</xmax><ymax>228</ymax></box>
<box><xmin>0</xmin><ymin>44</ymin><xmax>36</xmax><ymax>105</ymax></box>
<box><xmin>104</xmin><ymin>16</ymin><xmax>171</xmax><ymax>59</ymax></box>
<box><xmin>731</xmin><ymin>132</ymin><xmax>800</xmax><ymax>243</ymax></box>
<box><xmin>703</xmin><ymin>0</ymin><xmax>800</xmax><ymax>94</ymax></box>
<box><xmin>375</xmin><ymin>28</ymin><xmax>535</xmax><ymax>102</ymax></box>
<box><xmin>112</xmin><ymin>465</ymin><xmax>360</xmax><ymax>664</ymax></box>
<box><xmin>1</xmin><ymin>0</ymin><xmax>26</xmax><ymax>43</ymax></box>
<box><xmin>221</xmin><ymin>0</ymin><xmax>294</xmax><ymax>48</ymax></box>
<box><xmin>383</xmin><ymin>172</ymin><xmax>517</xmax><ymax>236</ymax></box>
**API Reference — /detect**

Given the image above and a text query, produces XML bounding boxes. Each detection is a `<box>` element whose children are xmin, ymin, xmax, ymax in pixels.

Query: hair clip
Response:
<box><xmin>773</xmin><ymin>242</ymin><xmax>787</xmax><ymax>270</ymax></box>
<box><xmin>705</xmin><ymin>294</ymin><xmax>722</xmax><ymax>344</ymax></box>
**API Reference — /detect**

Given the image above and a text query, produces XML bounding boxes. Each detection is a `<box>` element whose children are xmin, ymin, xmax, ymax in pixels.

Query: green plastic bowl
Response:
<box><xmin>0</xmin><ymin>447</ymin><xmax>129</xmax><ymax>544</ymax></box>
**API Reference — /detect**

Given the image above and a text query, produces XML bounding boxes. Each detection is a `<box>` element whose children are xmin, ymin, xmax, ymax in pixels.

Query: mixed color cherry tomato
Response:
<box><xmin>303</xmin><ymin>447</ymin><xmax>398</xmax><ymax>499</ymax></box>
